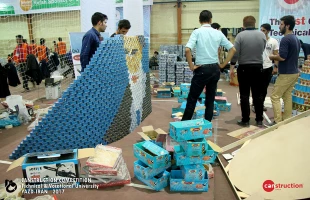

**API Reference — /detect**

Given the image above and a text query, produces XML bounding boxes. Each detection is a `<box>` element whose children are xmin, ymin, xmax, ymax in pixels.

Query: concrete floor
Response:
<box><xmin>0</xmin><ymin>79</ymin><xmax>275</xmax><ymax>200</ymax></box>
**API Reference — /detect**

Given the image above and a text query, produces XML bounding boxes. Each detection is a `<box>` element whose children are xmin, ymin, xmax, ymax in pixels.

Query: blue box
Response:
<box><xmin>217</xmin><ymin>103</ymin><xmax>231</xmax><ymax>112</ymax></box>
<box><xmin>181</xmin><ymin>91</ymin><xmax>189</xmax><ymax>98</ymax></box>
<box><xmin>179</xmin><ymin>137</ymin><xmax>209</xmax><ymax>156</ymax></box>
<box><xmin>157</xmin><ymin>88</ymin><xmax>171</xmax><ymax>98</ymax></box>
<box><xmin>22</xmin><ymin>149</ymin><xmax>79</xmax><ymax>189</ymax></box>
<box><xmin>133</xmin><ymin>141</ymin><xmax>171</xmax><ymax>169</ymax></box>
<box><xmin>180</xmin><ymin>83</ymin><xmax>191</xmax><ymax>92</ymax></box>
<box><xmin>135</xmin><ymin>170</ymin><xmax>170</xmax><ymax>191</ymax></box>
<box><xmin>134</xmin><ymin>160</ymin><xmax>171</xmax><ymax>179</ymax></box>
<box><xmin>178</xmin><ymin>97</ymin><xmax>187</xmax><ymax>103</ymax></box>
<box><xmin>171</xmin><ymin>108</ymin><xmax>185</xmax><ymax>118</ymax></box>
<box><xmin>169</xmin><ymin>119</ymin><xmax>212</xmax><ymax>142</ymax></box>
<box><xmin>181</xmin><ymin>164</ymin><xmax>206</xmax><ymax>181</ymax></box>
<box><xmin>174</xmin><ymin>145</ymin><xmax>217</xmax><ymax>166</ymax></box>
<box><xmin>170</xmin><ymin>170</ymin><xmax>208</xmax><ymax>192</ymax></box>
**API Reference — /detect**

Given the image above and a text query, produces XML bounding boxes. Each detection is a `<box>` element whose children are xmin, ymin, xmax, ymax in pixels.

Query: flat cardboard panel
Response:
<box><xmin>227</xmin><ymin>126</ymin><xmax>261</xmax><ymax>139</ymax></box>
<box><xmin>142</xmin><ymin>126</ymin><xmax>154</xmax><ymax>132</ymax></box>
<box><xmin>78</xmin><ymin>148</ymin><xmax>95</xmax><ymax>159</ymax></box>
<box><xmin>7</xmin><ymin>157</ymin><xmax>25</xmax><ymax>172</ymax></box>
<box><xmin>137</xmin><ymin>132</ymin><xmax>152</xmax><ymax>141</ymax></box>
<box><xmin>207</xmin><ymin>140</ymin><xmax>223</xmax><ymax>153</ymax></box>
<box><xmin>229</xmin><ymin>116</ymin><xmax>310</xmax><ymax>199</ymax></box>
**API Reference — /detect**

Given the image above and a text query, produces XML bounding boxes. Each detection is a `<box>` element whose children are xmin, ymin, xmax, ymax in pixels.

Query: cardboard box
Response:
<box><xmin>178</xmin><ymin>97</ymin><xmax>187</xmax><ymax>103</ymax></box>
<box><xmin>134</xmin><ymin>160</ymin><xmax>171</xmax><ymax>179</ymax></box>
<box><xmin>45</xmin><ymin>84</ymin><xmax>62</xmax><ymax>100</ymax></box>
<box><xmin>21</xmin><ymin>149</ymin><xmax>79</xmax><ymax>183</ymax></box>
<box><xmin>171</xmin><ymin>108</ymin><xmax>185</xmax><ymax>118</ymax></box>
<box><xmin>137</xmin><ymin>126</ymin><xmax>168</xmax><ymax>143</ymax></box>
<box><xmin>172</xmin><ymin>87</ymin><xmax>181</xmax><ymax>97</ymax></box>
<box><xmin>170</xmin><ymin>170</ymin><xmax>209</xmax><ymax>192</ymax></box>
<box><xmin>133</xmin><ymin>141</ymin><xmax>171</xmax><ymax>169</ymax></box>
<box><xmin>179</xmin><ymin>137</ymin><xmax>209</xmax><ymax>156</ymax></box>
<box><xmin>215</xmin><ymin>96</ymin><xmax>227</xmax><ymax>104</ymax></box>
<box><xmin>174</xmin><ymin>145</ymin><xmax>217</xmax><ymax>166</ymax></box>
<box><xmin>135</xmin><ymin>170</ymin><xmax>170</xmax><ymax>191</ymax></box>
<box><xmin>169</xmin><ymin>119</ymin><xmax>212</xmax><ymax>142</ymax></box>
<box><xmin>181</xmin><ymin>164</ymin><xmax>206</xmax><ymax>182</ymax></box>
<box><xmin>164</xmin><ymin>135</ymin><xmax>179</xmax><ymax>152</ymax></box>
<box><xmin>217</xmin><ymin>103</ymin><xmax>231</xmax><ymax>112</ymax></box>
<box><xmin>157</xmin><ymin>88</ymin><xmax>171</xmax><ymax>98</ymax></box>
<box><xmin>180</xmin><ymin>83</ymin><xmax>191</xmax><ymax>92</ymax></box>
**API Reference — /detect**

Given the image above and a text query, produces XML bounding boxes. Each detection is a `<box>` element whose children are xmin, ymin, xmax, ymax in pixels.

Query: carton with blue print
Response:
<box><xmin>169</xmin><ymin>119</ymin><xmax>212</xmax><ymax>142</ymax></box>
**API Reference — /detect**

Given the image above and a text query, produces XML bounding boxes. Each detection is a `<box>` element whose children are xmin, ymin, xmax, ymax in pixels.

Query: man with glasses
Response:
<box><xmin>80</xmin><ymin>12</ymin><xmax>108</xmax><ymax>73</ymax></box>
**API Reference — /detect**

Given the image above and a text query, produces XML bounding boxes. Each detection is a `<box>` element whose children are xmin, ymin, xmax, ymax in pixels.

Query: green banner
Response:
<box><xmin>31</xmin><ymin>0</ymin><xmax>80</xmax><ymax>10</ymax></box>
<box><xmin>0</xmin><ymin>4</ymin><xmax>15</xmax><ymax>15</ymax></box>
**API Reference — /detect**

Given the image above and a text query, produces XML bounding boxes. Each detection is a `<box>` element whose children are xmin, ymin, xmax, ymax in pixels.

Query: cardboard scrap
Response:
<box><xmin>227</xmin><ymin>126</ymin><xmax>264</xmax><ymax>139</ymax></box>
<box><xmin>138</xmin><ymin>126</ymin><xmax>168</xmax><ymax>143</ymax></box>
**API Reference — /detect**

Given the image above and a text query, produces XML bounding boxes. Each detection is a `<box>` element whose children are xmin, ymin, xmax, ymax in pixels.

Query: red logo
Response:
<box><xmin>263</xmin><ymin>180</ymin><xmax>275</xmax><ymax>192</ymax></box>
<box><xmin>284</xmin><ymin>0</ymin><xmax>299</xmax><ymax>4</ymax></box>
<box><xmin>73</xmin><ymin>55</ymin><xmax>80</xmax><ymax>61</ymax></box>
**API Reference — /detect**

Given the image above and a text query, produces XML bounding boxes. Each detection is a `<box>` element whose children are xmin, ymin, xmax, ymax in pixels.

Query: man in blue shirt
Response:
<box><xmin>182</xmin><ymin>10</ymin><xmax>236</xmax><ymax>122</ymax></box>
<box><xmin>269</xmin><ymin>15</ymin><xmax>300</xmax><ymax>125</ymax></box>
<box><xmin>80</xmin><ymin>12</ymin><xmax>108</xmax><ymax>72</ymax></box>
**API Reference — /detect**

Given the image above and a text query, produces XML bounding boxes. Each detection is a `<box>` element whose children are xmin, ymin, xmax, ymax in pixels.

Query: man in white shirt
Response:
<box><xmin>260</xmin><ymin>23</ymin><xmax>279</xmax><ymax>108</ymax></box>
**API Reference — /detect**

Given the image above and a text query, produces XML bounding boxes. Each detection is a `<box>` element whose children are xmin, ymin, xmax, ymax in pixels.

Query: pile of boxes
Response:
<box><xmin>159</xmin><ymin>45</ymin><xmax>185</xmax><ymax>60</ymax></box>
<box><xmin>292</xmin><ymin>58</ymin><xmax>310</xmax><ymax>113</ymax></box>
<box><xmin>175</xmin><ymin>62</ymin><xmax>187</xmax><ymax>85</ymax></box>
<box><xmin>133</xmin><ymin>141</ymin><xmax>171</xmax><ymax>191</ymax></box>
<box><xmin>214</xmin><ymin>96</ymin><xmax>232</xmax><ymax>112</ymax></box>
<box><xmin>159</xmin><ymin>54</ymin><xmax>168</xmax><ymax>83</ymax></box>
<box><xmin>184</xmin><ymin>67</ymin><xmax>193</xmax><ymax>83</ymax></box>
<box><xmin>169</xmin><ymin>118</ymin><xmax>217</xmax><ymax>192</ymax></box>
<box><xmin>167</xmin><ymin>54</ymin><xmax>177</xmax><ymax>83</ymax></box>
<box><xmin>83</xmin><ymin>145</ymin><xmax>131</xmax><ymax>188</ymax></box>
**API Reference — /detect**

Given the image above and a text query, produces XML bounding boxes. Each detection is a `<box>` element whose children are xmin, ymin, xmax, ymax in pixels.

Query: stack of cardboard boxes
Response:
<box><xmin>134</xmin><ymin>127</ymin><xmax>171</xmax><ymax>191</ymax></box>
<box><xmin>169</xmin><ymin>119</ymin><xmax>217</xmax><ymax>192</ymax></box>
<box><xmin>83</xmin><ymin>145</ymin><xmax>131</xmax><ymax>188</ymax></box>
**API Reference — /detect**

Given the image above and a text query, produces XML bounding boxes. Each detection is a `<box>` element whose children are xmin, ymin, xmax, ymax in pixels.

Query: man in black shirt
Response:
<box><xmin>110</xmin><ymin>19</ymin><xmax>131</xmax><ymax>37</ymax></box>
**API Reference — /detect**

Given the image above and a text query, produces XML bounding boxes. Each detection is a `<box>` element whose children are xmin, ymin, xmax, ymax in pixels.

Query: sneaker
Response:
<box><xmin>256</xmin><ymin>121</ymin><xmax>263</xmax><ymax>127</ymax></box>
<box><xmin>237</xmin><ymin>120</ymin><xmax>250</xmax><ymax>127</ymax></box>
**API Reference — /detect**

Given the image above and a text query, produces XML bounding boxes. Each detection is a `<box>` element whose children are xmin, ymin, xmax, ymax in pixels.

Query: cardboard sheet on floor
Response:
<box><xmin>229</xmin><ymin>116</ymin><xmax>310</xmax><ymax>199</ymax></box>
<box><xmin>227</xmin><ymin>126</ymin><xmax>264</xmax><ymax>139</ymax></box>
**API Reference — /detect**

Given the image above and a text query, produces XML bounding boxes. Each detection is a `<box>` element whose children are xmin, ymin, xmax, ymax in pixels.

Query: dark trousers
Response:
<box><xmin>19</xmin><ymin>62</ymin><xmax>32</xmax><ymax>90</ymax></box>
<box><xmin>237</xmin><ymin>64</ymin><xmax>264</xmax><ymax>122</ymax></box>
<box><xmin>262</xmin><ymin>67</ymin><xmax>273</xmax><ymax>102</ymax></box>
<box><xmin>182</xmin><ymin>64</ymin><xmax>220</xmax><ymax>122</ymax></box>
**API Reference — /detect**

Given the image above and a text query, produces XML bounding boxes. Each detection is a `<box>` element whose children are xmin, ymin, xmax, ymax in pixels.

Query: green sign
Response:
<box><xmin>0</xmin><ymin>4</ymin><xmax>15</xmax><ymax>15</ymax></box>
<box><xmin>31</xmin><ymin>0</ymin><xmax>80</xmax><ymax>10</ymax></box>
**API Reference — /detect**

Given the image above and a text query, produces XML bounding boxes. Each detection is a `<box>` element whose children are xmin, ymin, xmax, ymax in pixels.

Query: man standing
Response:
<box><xmin>269</xmin><ymin>15</ymin><xmax>300</xmax><ymax>124</ymax></box>
<box><xmin>80</xmin><ymin>12</ymin><xmax>108</xmax><ymax>73</ymax></box>
<box><xmin>13</xmin><ymin>35</ymin><xmax>30</xmax><ymax>92</ymax></box>
<box><xmin>28</xmin><ymin>39</ymin><xmax>37</xmax><ymax>55</ymax></box>
<box><xmin>260</xmin><ymin>23</ymin><xmax>279</xmax><ymax>110</ymax></box>
<box><xmin>110</xmin><ymin>19</ymin><xmax>131</xmax><ymax>37</ymax></box>
<box><xmin>182</xmin><ymin>10</ymin><xmax>236</xmax><ymax>122</ymax></box>
<box><xmin>57</xmin><ymin>37</ymin><xmax>67</xmax><ymax>67</ymax></box>
<box><xmin>230</xmin><ymin>16</ymin><xmax>266</xmax><ymax>127</ymax></box>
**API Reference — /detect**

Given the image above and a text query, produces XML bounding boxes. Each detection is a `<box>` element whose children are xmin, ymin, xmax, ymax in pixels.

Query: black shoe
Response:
<box><xmin>256</xmin><ymin>121</ymin><xmax>263</xmax><ymax>127</ymax></box>
<box><xmin>237</xmin><ymin>120</ymin><xmax>250</xmax><ymax>127</ymax></box>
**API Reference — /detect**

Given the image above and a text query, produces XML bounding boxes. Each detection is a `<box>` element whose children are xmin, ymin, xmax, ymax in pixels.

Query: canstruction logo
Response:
<box><xmin>263</xmin><ymin>180</ymin><xmax>303</xmax><ymax>192</ymax></box>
